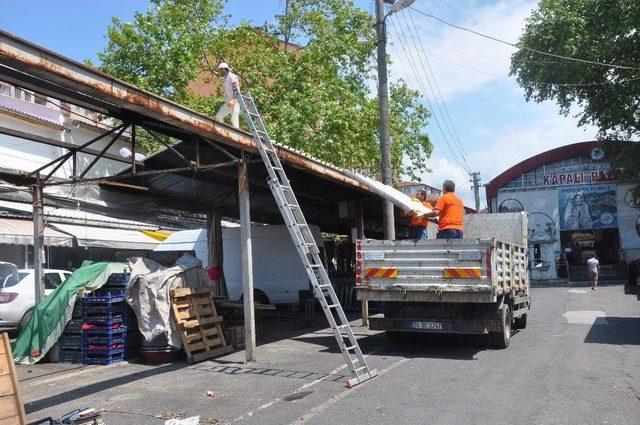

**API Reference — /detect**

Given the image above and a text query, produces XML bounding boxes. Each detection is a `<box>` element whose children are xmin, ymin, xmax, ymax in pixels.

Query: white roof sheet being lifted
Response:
<box><xmin>52</xmin><ymin>223</ymin><xmax>161</xmax><ymax>250</ymax></box>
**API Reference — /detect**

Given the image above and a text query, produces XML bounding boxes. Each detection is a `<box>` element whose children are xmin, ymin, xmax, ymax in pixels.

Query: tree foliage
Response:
<box><xmin>510</xmin><ymin>0</ymin><xmax>640</xmax><ymax>189</ymax></box>
<box><xmin>94</xmin><ymin>0</ymin><xmax>431</xmax><ymax>180</ymax></box>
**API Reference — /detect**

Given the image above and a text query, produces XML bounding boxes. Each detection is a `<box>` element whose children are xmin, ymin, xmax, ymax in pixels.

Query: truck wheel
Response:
<box><xmin>386</xmin><ymin>331</ymin><xmax>405</xmax><ymax>344</ymax></box>
<box><xmin>490</xmin><ymin>305</ymin><xmax>511</xmax><ymax>349</ymax></box>
<box><xmin>514</xmin><ymin>313</ymin><xmax>528</xmax><ymax>330</ymax></box>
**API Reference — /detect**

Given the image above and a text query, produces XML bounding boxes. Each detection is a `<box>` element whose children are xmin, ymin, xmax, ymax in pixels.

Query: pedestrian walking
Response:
<box><xmin>215</xmin><ymin>62</ymin><xmax>240</xmax><ymax>129</ymax></box>
<box><xmin>587</xmin><ymin>254</ymin><xmax>600</xmax><ymax>290</ymax></box>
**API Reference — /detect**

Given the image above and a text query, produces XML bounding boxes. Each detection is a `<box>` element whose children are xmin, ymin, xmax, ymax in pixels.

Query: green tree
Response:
<box><xmin>94</xmin><ymin>0</ymin><xmax>431</xmax><ymax>180</ymax></box>
<box><xmin>510</xmin><ymin>0</ymin><xmax>640</xmax><ymax>193</ymax></box>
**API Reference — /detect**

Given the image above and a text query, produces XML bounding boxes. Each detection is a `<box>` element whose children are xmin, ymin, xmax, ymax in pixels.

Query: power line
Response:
<box><xmin>387</xmin><ymin>18</ymin><xmax>470</xmax><ymax>173</ymax></box>
<box><xmin>403</xmin><ymin>9</ymin><xmax>476</xmax><ymax>170</ymax></box>
<box><xmin>410</xmin><ymin>6</ymin><xmax>640</xmax><ymax>72</ymax></box>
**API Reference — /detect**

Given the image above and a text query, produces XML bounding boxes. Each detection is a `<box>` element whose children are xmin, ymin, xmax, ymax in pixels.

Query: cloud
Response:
<box><xmin>417</xmin><ymin>107</ymin><xmax>599</xmax><ymax>209</ymax></box>
<box><xmin>388</xmin><ymin>0</ymin><xmax>537</xmax><ymax>101</ymax></box>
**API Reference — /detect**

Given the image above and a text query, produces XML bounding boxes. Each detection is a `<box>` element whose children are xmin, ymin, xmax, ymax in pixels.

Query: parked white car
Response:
<box><xmin>0</xmin><ymin>263</ymin><xmax>71</xmax><ymax>331</ymax></box>
<box><xmin>154</xmin><ymin>224</ymin><xmax>324</xmax><ymax>304</ymax></box>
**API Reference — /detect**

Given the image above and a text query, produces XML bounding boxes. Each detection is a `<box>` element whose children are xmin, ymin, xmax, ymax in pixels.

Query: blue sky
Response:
<box><xmin>0</xmin><ymin>0</ymin><xmax>598</xmax><ymax>207</ymax></box>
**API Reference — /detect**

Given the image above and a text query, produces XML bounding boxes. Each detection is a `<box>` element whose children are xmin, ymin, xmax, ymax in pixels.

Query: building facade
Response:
<box><xmin>399</xmin><ymin>181</ymin><xmax>442</xmax><ymax>198</ymax></box>
<box><xmin>486</xmin><ymin>141</ymin><xmax>640</xmax><ymax>280</ymax></box>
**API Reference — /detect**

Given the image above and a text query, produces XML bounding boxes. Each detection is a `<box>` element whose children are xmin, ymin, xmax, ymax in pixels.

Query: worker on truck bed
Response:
<box><xmin>215</xmin><ymin>62</ymin><xmax>240</xmax><ymax>129</ymax></box>
<box><xmin>403</xmin><ymin>189</ymin><xmax>432</xmax><ymax>240</ymax></box>
<box><xmin>424</xmin><ymin>180</ymin><xmax>464</xmax><ymax>239</ymax></box>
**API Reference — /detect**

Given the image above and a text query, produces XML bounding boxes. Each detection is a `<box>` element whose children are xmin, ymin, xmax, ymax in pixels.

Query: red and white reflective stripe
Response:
<box><xmin>355</xmin><ymin>240</ymin><xmax>363</xmax><ymax>285</ymax></box>
<box><xmin>486</xmin><ymin>248</ymin><xmax>492</xmax><ymax>279</ymax></box>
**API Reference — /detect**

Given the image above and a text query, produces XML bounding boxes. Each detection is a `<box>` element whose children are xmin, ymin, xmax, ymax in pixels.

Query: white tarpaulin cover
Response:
<box><xmin>344</xmin><ymin>171</ymin><xmax>433</xmax><ymax>216</ymax></box>
<box><xmin>126</xmin><ymin>254</ymin><xmax>210</xmax><ymax>348</ymax></box>
<box><xmin>52</xmin><ymin>223</ymin><xmax>160</xmax><ymax>250</ymax></box>
<box><xmin>0</xmin><ymin>218</ymin><xmax>72</xmax><ymax>247</ymax></box>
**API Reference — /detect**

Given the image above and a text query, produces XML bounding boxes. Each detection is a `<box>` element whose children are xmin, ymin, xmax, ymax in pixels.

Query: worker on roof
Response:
<box><xmin>215</xmin><ymin>62</ymin><xmax>240</xmax><ymax>129</ymax></box>
<box><xmin>403</xmin><ymin>190</ymin><xmax>432</xmax><ymax>240</ymax></box>
<box><xmin>424</xmin><ymin>180</ymin><xmax>464</xmax><ymax>239</ymax></box>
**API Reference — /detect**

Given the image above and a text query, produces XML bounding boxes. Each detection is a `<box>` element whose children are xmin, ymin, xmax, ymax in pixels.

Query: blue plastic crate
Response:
<box><xmin>83</xmin><ymin>293</ymin><xmax>125</xmax><ymax>304</ymax></box>
<box><xmin>83</xmin><ymin>304</ymin><xmax>126</xmax><ymax>316</ymax></box>
<box><xmin>84</xmin><ymin>335</ymin><xmax>124</xmax><ymax>346</ymax></box>
<box><xmin>85</xmin><ymin>346</ymin><xmax>124</xmax><ymax>355</ymax></box>
<box><xmin>83</xmin><ymin>351</ymin><xmax>125</xmax><ymax>365</ymax></box>
<box><xmin>63</xmin><ymin>320</ymin><xmax>83</xmax><ymax>335</ymax></box>
<box><xmin>58</xmin><ymin>348</ymin><xmax>83</xmax><ymax>363</ymax></box>
<box><xmin>82</xmin><ymin>315</ymin><xmax>124</xmax><ymax>326</ymax></box>
<box><xmin>83</xmin><ymin>325</ymin><xmax>127</xmax><ymax>336</ymax></box>
<box><xmin>59</xmin><ymin>335</ymin><xmax>83</xmax><ymax>350</ymax></box>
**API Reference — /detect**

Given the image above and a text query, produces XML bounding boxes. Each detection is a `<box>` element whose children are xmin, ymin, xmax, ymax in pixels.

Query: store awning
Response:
<box><xmin>52</xmin><ymin>223</ymin><xmax>161</xmax><ymax>250</ymax></box>
<box><xmin>0</xmin><ymin>218</ymin><xmax>73</xmax><ymax>247</ymax></box>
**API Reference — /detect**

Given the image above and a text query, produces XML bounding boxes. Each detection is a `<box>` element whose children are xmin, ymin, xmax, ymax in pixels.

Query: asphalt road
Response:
<box><xmin>20</xmin><ymin>283</ymin><xmax>640</xmax><ymax>425</ymax></box>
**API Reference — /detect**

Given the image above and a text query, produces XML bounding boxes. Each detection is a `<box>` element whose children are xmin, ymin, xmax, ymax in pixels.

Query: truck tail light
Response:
<box><xmin>0</xmin><ymin>292</ymin><xmax>18</xmax><ymax>304</ymax></box>
<box><xmin>486</xmin><ymin>249</ymin><xmax>492</xmax><ymax>279</ymax></box>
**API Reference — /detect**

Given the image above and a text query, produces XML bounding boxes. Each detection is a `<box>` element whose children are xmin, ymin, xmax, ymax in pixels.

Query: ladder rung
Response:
<box><xmin>326</xmin><ymin>304</ymin><xmax>339</xmax><ymax>309</ymax></box>
<box><xmin>337</xmin><ymin>324</ymin><xmax>348</xmax><ymax>330</ymax></box>
<box><xmin>355</xmin><ymin>366</ymin><xmax>368</xmax><ymax>372</ymax></box>
<box><xmin>345</xmin><ymin>345</ymin><xmax>357</xmax><ymax>351</ymax></box>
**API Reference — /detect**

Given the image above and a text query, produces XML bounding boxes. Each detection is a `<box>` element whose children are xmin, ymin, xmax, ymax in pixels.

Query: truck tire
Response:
<box><xmin>386</xmin><ymin>331</ymin><xmax>406</xmax><ymax>344</ymax></box>
<box><xmin>490</xmin><ymin>305</ymin><xmax>511</xmax><ymax>349</ymax></box>
<box><xmin>514</xmin><ymin>313</ymin><xmax>528</xmax><ymax>330</ymax></box>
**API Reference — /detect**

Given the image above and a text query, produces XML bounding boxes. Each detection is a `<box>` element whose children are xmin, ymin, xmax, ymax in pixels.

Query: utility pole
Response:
<box><xmin>376</xmin><ymin>0</ymin><xmax>395</xmax><ymax>240</ymax></box>
<box><xmin>31</xmin><ymin>175</ymin><xmax>45</xmax><ymax>304</ymax></box>
<box><xmin>470</xmin><ymin>172</ymin><xmax>481</xmax><ymax>212</ymax></box>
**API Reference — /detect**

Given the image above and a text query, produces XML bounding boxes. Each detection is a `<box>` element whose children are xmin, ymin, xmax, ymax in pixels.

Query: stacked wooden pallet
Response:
<box><xmin>170</xmin><ymin>287</ymin><xmax>233</xmax><ymax>363</ymax></box>
<box><xmin>0</xmin><ymin>333</ymin><xmax>26</xmax><ymax>425</ymax></box>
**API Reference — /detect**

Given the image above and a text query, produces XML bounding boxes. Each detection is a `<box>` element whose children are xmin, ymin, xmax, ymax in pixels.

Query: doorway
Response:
<box><xmin>561</xmin><ymin>229</ymin><xmax>620</xmax><ymax>265</ymax></box>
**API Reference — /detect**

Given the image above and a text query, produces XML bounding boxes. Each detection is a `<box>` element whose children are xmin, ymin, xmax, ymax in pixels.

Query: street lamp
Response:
<box><xmin>376</xmin><ymin>0</ymin><xmax>414</xmax><ymax>240</ymax></box>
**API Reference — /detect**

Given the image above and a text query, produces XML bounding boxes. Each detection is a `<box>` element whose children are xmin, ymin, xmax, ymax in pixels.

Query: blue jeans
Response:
<box><xmin>409</xmin><ymin>226</ymin><xmax>428</xmax><ymax>240</ymax></box>
<box><xmin>436</xmin><ymin>229</ymin><xmax>463</xmax><ymax>239</ymax></box>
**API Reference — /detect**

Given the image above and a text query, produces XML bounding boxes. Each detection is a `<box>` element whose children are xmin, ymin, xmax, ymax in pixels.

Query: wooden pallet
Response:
<box><xmin>0</xmin><ymin>332</ymin><xmax>26</xmax><ymax>425</ymax></box>
<box><xmin>170</xmin><ymin>287</ymin><xmax>233</xmax><ymax>363</ymax></box>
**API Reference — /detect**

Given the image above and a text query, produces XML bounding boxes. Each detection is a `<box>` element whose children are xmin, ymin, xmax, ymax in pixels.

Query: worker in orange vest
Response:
<box><xmin>425</xmin><ymin>180</ymin><xmax>464</xmax><ymax>239</ymax></box>
<box><xmin>403</xmin><ymin>190</ymin><xmax>432</xmax><ymax>240</ymax></box>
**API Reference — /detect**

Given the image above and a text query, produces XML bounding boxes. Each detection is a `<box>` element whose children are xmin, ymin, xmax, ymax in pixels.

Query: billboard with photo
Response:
<box><xmin>558</xmin><ymin>183</ymin><xmax>617</xmax><ymax>230</ymax></box>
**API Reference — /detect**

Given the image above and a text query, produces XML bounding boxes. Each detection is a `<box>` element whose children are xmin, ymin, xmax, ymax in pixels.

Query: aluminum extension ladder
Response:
<box><xmin>236</xmin><ymin>90</ymin><xmax>378</xmax><ymax>387</ymax></box>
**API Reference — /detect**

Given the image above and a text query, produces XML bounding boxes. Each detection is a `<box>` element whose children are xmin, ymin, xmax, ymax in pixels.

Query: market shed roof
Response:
<box><xmin>0</xmin><ymin>30</ymin><xmax>385</xmax><ymax>234</ymax></box>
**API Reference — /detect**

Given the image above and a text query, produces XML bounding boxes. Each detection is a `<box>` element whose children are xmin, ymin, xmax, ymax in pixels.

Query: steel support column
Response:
<box><xmin>238</xmin><ymin>160</ymin><xmax>256</xmax><ymax>362</ymax></box>
<box><xmin>31</xmin><ymin>176</ymin><xmax>45</xmax><ymax>304</ymax></box>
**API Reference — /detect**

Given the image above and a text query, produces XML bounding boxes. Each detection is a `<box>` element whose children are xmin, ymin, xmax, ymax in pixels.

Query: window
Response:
<box><xmin>33</xmin><ymin>92</ymin><xmax>48</xmax><ymax>106</ymax></box>
<box><xmin>0</xmin><ymin>83</ymin><xmax>11</xmax><ymax>97</ymax></box>
<box><xmin>44</xmin><ymin>273</ymin><xmax>62</xmax><ymax>290</ymax></box>
<box><xmin>15</xmin><ymin>88</ymin><xmax>34</xmax><ymax>103</ymax></box>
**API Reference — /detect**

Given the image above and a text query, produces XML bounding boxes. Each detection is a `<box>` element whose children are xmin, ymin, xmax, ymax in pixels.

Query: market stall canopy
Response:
<box><xmin>0</xmin><ymin>217</ymin><xmax>72</xmax><ymax>247</ymax></box>
<box><xmin>51</xmin><ymin>223</ymin><xmax>161</xmax><ymax>250</ymax></box>
<box><xmin>0</xmin><ymin>29</ymin><xmax>386</xmax><ymax>235</ymax></box>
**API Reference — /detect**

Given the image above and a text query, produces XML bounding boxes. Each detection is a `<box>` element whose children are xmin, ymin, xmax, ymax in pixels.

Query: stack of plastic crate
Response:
<box><xmin>58</xmin><ymin>301</ymin><xmax>84</xmax><ymax>363</ymax></box>
<box><xmin>82</xmin><ymin>274</ymin><xmax>129</xmax><ymax>365</ymax></box>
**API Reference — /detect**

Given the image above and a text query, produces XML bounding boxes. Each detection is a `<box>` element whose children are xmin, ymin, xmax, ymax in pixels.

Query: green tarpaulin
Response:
<box><xmin>12</xmin><ymin>261</ymin><xmax>127</xmax><ymax>364</ymax></box>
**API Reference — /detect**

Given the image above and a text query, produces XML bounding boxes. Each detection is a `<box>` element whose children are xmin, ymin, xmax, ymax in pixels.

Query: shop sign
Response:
<box><xmin>543</xmin><ymin>163</ymin><xmax>613</xmax><ymax>186</ymax></box>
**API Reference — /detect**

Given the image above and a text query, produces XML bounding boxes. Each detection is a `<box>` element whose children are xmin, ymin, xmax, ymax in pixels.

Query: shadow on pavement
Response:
<box><xmin>532</xmin><ymin>280</ymin><xmax>627</xmax><ymax>288</ymax></box>
<box><xmin>584</xmin><ymin>317</ymin><xmax>640</xmax><ymax>345</ymax></box>
<box><xmin>292</xmin><ymin>331</ymin><xmax>494</xmax><ymax>361</ymax></box>
<box><xmin>24</xmin><ymin>362</ymin><xmax>187</xmax><ymax>415</ymax></box>
<box><xmin>187</xmin><ymin>362</ymin><xmax>350</xmax><ymax>384</ymax></box>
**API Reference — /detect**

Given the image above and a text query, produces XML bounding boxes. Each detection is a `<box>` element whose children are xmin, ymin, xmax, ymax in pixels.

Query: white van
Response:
<box><xmin>154</xmin><ymin>224</ymin><xmax>324</xmax><ymax>304</ymax></box>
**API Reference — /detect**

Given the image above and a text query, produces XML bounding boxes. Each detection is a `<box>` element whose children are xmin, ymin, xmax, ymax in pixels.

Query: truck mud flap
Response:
<box><xmin>370</xmin><ymin>317</ymin><xmax>502</xmax><ymax>334</ymax></box>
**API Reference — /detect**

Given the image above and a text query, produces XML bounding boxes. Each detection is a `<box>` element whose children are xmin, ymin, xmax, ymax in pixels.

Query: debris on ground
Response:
<box><xmin>164</xmin><ymin>416</ymin><xmax>200</xmax><ymax>425</ymax></box>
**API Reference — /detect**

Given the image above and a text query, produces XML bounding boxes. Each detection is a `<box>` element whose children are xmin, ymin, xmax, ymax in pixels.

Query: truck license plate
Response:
<box><xmin>411</xmin><ymin>321</ymin><xmax>442</xmax><ymax>330</ymax></box>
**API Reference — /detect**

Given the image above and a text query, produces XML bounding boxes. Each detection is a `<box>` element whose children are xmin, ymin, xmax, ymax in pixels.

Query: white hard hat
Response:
<box><xmin>217</xmin><ymin>62</ymin><xmax>230</xmax><ymax>69</ymax></box>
